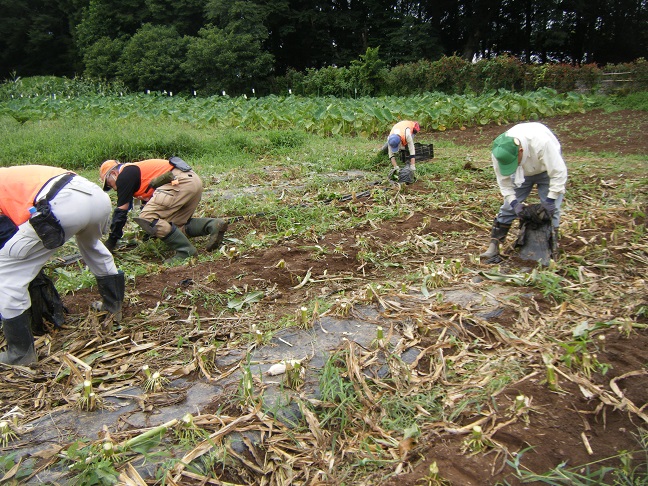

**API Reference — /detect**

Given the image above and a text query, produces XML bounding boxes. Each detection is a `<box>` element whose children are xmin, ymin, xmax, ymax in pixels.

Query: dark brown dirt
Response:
<box><xmin>383</xmin><ymin>330</ymin><xmax>648</xmax><ymax>486</ymax></box>
<box><xmin>44</xmin><ymin>109</ymin><xmax>648</xmax><ymax>484</ymax></box>
<box><xmin>430</xmin><ymin>109</ymin><xmax>648</xmax><ymax>156</ymax></box>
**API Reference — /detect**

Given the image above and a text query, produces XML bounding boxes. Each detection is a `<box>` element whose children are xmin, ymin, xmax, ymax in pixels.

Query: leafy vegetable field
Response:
<box><xmin>0</xmin><ymin>88</ymin><xmax>593</xmax><ymax>136</ymax></box>
<box><xmin>0</xmin><ymin>102</ymin><xmax>646</xmax><ymax>485</ymax></box>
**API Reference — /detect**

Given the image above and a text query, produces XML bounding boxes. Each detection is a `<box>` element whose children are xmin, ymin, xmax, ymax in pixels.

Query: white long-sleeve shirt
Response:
<box><xmin>388</xmin><ymin>128</ymin><xmax>416</xmax><ymax>158</ymax></box>
<box><xmin>492</xmin><ymin>122</ymin><xmax>568</xmax><ymax>203</ymax></box>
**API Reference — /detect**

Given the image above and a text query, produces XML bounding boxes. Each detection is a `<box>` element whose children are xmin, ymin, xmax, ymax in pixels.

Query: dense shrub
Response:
<box><xmin>4</xmin><ymin>56</ymin><xmax>647</xmax><ymax>99</ymax></box>
<box><xmin>383</xmin><ymin>56</ymin><xmax>475</xmax><ymax>95</ymax></box>
<box><xmin>630</xmin><ymin>58</ymin><xmax>648</xmax><ymax>85</ymax></box>
<box><xmin>296</xmin><ymin>56</ymin><xmax>648</xmax><ymax>97</ymax></box>
<box><xmin>349</xmin><ymin>48</ymin><xmax>387</xmax><ymax>96</ymax></box>
<box><xmin>297</xmin><ymin>48</ymin><xmax>387</xmax><ymax>97</ymax></box>
<box><xmin>600</xmin><ymin>59</ymin><xmax>648</xmax><ymax>94</ymax></box>
<box><xmin>475</xmin><ymin>55</ymin><xmax>526</xmax><ymax>91</ymax></box>
<box><xmin>301</xmin><ymin>66</ymin><xmax>354</xmax><ymax>97</ymax></box>
<box><xmin>428</xmin><ymin>56</ymin><xmax>473</xmax><ymax>94</ymax></box>
<box><xmin>574</xmin><ymin>64</ymin><xmax>602</xmax><ymax>92</ymax></box>
<box><xmin>274</xmin><ymin>68</ymin><xmax>306</xmax><ymax>96</ymax></box>
<box><xmin>384</xmin><ymin>60</ymin><xmax>434</xmax><ymax>95</ymax></box>
<box><xmin>531</xmin><ymin>63</ymin><xmax>580</xmax><ymax>92</ymax></box>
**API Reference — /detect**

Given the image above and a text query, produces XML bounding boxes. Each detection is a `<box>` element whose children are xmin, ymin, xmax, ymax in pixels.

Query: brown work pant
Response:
<box><xmin>139</xmin><ymin>169</ymin><xmax>203</xmax><ymax>238</ymax></box>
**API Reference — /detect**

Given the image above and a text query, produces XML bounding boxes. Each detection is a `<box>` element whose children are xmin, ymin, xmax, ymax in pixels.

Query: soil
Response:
<box><xmin>429</xmin><ymin>109</ymin><xmax>648</xmax><ymax>156</ymax></box>
<box><xmin>382</xmin><ymin>332</ymin><xmax>648</xmax><ymax>486</ymax></box>
<box><xmin>3</xmin><ymin>109</ymin><xmax>648</xmax><ymax>485</ymax></box>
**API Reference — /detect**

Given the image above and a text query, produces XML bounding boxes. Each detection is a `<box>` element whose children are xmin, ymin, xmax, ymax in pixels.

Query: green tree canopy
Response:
<box><xmin>183</xmin><ymin>25</ymin><xmax>274</xmax><ymax>95</ymax></box>
<box><xmin>118</xmin><ymin>24</ymin><xmax>189</xmax><ymax>92</ymax></box>
<box><xmin>1</xmin><ymin>0</ymin><xmax>646</xmax><ymax>93</ymax></box>
<box><xmin>83</xmin><ymin>37</ymin><xmax>126</xmax><ymax>80</ymax></box>
<box><xmin>0</xmin><ymin>0</ymin><xmax>79</xmax><ymax>77</ymax></box>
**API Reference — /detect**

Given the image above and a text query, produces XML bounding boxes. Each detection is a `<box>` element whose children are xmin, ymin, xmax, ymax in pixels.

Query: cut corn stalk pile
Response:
<box><xmin>0</xmin><ymin>132</ymin><xmax>647</xmax><ymax>484</ymax></box>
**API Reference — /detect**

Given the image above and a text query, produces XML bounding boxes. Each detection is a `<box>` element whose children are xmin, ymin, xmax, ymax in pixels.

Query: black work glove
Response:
<box><xmin>104</xmin><ymin>236</ymin><xmax>118</xmax><ymax>254</ymax></box>
<box><xmin>511</xmin><ymin>199</ymin><xmax>524</xmax><ymax>218</ymax></box>
<box><xmin>388</xmin><ymin>167</ymin><xmax>399</xmax><ymax>181</ymax></box>
<box><xmin>109</xmin><ymin>208</ymin><xmax>129</xmax><ymax>240</ymax></box>
<box><xmin>542</xmin><ymin>198</ymin><xmax>556</xmax><ymax>216</ymax></box>
<box><xmin>519</xmin><ymin>203</ymin><xmax>552</xmax><ymax>224</ymax></box>
<box><xmin>149</xmin><ymin>171</ymin><xmax>175</xmax><ymax>189</ymax></box>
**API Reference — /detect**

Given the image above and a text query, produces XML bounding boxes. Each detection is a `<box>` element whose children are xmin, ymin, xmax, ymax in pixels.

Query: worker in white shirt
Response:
<box><xmin>480</xmin><ymin>122</ymin><xmax>568</xmax><ymax>262</ymax></box>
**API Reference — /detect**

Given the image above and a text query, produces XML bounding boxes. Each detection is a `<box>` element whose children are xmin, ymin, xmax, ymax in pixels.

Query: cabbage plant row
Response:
<box><xmin>0</xmin><ymin>88</ymin><xmax>595</xmax><ymax>136</ymax></box>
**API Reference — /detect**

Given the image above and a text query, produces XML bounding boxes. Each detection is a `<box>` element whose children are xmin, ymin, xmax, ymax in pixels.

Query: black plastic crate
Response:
<box><xmin>400</xmin><ymin>143</ymin><xmax>434</xmax><ymax>163</ymax></box>
<box><xmin>415</xmin><ymin>143</ymin><xmax>434</xmax><ymax>161</ymax></box>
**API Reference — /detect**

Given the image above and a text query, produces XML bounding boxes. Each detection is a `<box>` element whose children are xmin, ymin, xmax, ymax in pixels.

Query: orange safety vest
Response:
<box><xmin>0</xmin><ymin>165</ymin><xmax>69</xmax><ymax>225</ymax></box>
<box><xmin>390</xmin><ymin>121</ymin><xmax>418</xmax><ymax>146</ymax></box>
<box><xmin>118</xmin><ymin>159</ymin><xmax>174</xmax><ymax>201</ymax></box>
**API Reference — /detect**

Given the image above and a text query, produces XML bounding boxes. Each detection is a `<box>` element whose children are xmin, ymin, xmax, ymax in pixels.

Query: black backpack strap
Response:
<box><xmin>36</xmin><ymin>172</ymin><xmax>75</xmax><ymax>204</ymax></box>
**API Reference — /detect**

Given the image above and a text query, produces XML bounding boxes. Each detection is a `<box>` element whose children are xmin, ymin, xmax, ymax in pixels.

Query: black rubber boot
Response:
<box><xmin>163</xmin><ymin>226</ymin><xmax>197</xmax><ymax>263</ymax></box>
<box><xmin>95</xmin><ymin>271</ymin><xmax>125</xmax><ymax>323</ymax></box>
<box><xmin>0</xmin><ymin>309</ymin><xmax>37</xmax><ymax>366</ymax></box>
<box><xmin>479</xmin><ymin>219</ymin><xmax>512</xmax><ymax>262</ymax></box>
<box><xmin>185</xmin><ymin>217</ymin><xmax>228</xmax><ymax>252</ymax></box>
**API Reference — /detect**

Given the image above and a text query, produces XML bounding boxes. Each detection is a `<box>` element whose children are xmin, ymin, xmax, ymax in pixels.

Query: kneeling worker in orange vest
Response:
<box><xmin>100</xmin><ymin>157</ymin><xmax>227</xmax><ymax>263</ymax></box>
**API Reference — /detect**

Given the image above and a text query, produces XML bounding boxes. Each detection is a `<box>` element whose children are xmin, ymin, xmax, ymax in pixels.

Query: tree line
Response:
<box><xmin>1</xmin><ymin>0</ymin><xmax>646</xmax><ymax>96</ymax></box>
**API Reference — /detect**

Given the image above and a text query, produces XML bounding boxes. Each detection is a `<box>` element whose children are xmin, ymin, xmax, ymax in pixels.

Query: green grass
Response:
<box><xmin>316</xmin><ymin>350</ymin><xmax>363</xmax><ymax>431</ymax></box>
<box><xmin>597</xmin><ymin>91</ymin><xmax>648</xmax><ymax>111</ymax></box>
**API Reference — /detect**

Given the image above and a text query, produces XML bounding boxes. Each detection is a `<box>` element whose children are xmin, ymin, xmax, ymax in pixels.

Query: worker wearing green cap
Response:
<box><xmin>480</xmin><ymin>122</ymin><xmax>568</xmax><ymax>262</ymax></box>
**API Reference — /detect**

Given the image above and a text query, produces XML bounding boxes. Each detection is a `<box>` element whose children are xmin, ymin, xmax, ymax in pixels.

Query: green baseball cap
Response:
<box><xmin>492</xmin><ymin>133</ymin><xmax>519</xmax><ymax>176</ymax></box>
